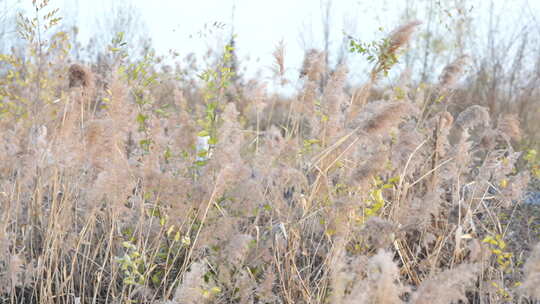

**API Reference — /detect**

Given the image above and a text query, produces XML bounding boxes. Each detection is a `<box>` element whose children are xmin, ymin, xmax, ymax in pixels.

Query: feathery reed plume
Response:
<box><xmin>386</xmin><ymin>20</ymin><xmax>422</xmax><ymax>56</ymax></box>
<box><xmin>172</xmin><ymin>261</ymin><xmax>211</xmax><ymax>304</ymax></box>
<box><xmin>519</xmin><ymin>242</ymin><xmax>540</xmax><ymax>299</ymax></box>
<box><xmin>224</xmin><ymin>233</ymin><xmax>253</xmax><ymax>265</ymax></box>
<box><xmin>346</xmin><ymin>82</ymin><xmax>373</xmax><ymax>123</ymax></box>
<box><xmin>350</xmin><ymin>100</ymin><xmax>416</xmax><ymax>136</ymax></box>
<box><xmin>345</xmin><ymin>250</ymin><xmax>408</xmax><ymax>304</ymax></box>
<box><xmin>84</xmin><ymin>119</ymin><xmax>113</xmax><ymax>169</ymax></box>
<box><xmin>391</xmin><ymin>121</ymin><xmax>424</xmax><ymax>171</ymax></box>
<box><xmin>438</xmin><ymin>111</ymin><xmax>454</xmax><ymax>130</ymax></box>
<box><xmin>329</xmin><ymin>236</ymin><xmax>350</xmax><ymax>303</ymax></box>
<box><xmin>439</xmin><ymin>55</ymin><xmax>469</xmax><ymax>91</ymax></box>
<box><xmin>455</xmin><ymin>105</ymin><xmax>490</xmax><ymax>130</ymax></box>
<box><xmin>449</xmin><ymin>105</ymin><xmax>490</xmax><ymax>152</ymax></box>
<box><xmin>371</xmin><ymin>20</ymin><xmax>422</xmax><ymax>81</ymax></box>
<box><xmin>322</xmin><ymin>65</ymin><xmax>348</xmax><ymax>141</ymax></box>
<box><xmin>171</xmin><ymin>110</ymin><xmax>197</xmax><ymax>151</ymax></box>
<box><xmin>479</xmin><ymin>129</ymin><xmax>498</xmax><ymax>150</ymax></box>
<box><xmin>360</xmin><ymin>217</ymin><xmax>400</xmax><ymax>250</ymax></box>
<box><xmin>272</xmin><ymin>39</ymin><xmax>287</xmax><ymax>85</ymax></box>
<box><xmin>299</xmin><ymin>49</ymin><xmax>325</xmax><ymax>82</ymax></box>
<box><xmin>367</xmin><ymin>250</ymin><xmax>409</xmax><ymax>304</ymax></box>
<box><xmin>398</xmin><ymin>190</ymin><xmax>443</xmax><ymax>229</ymax></box>
<box><xmin>496</xmin><ymin>113</ymin><xmax>522</xmax><ymax>142</ymax></box>
<box><xmin>350</xmin><ymin>150</ymin><xmax>388</xmax><ymax>190</ymax></box>
<box><xmin>257</xmin><ymin>271</ymin><xmax>277</xmax><ymax>302</ymax></box>
<box><xmin>68</xmin><ymin>63</ymin><xmax>93</xmax><ymax>89</ymax></box>
<box><xmin>213</xmin><ymin>103</ymin><xmax>246</xmax><ymax>164</ymax></box>
<box><xmin>500</xmin><ymin>171</ymin><xmax>530</xmax><ymax>206</ymax></box>
<box><xmin>411</xmin><ymin>264</ymin><xmax>479</xmax><ymax>304</ymax></box>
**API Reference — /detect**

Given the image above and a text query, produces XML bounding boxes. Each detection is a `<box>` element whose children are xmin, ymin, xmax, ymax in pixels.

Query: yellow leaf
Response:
<box><xmin>166</xmin><ymin>225</ymin><xmax>175</xmax><ymax>237</ymax></box>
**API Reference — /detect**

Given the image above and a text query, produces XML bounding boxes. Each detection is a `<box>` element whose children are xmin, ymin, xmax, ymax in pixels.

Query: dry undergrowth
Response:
<box><xmin>0</xmin><ymin>14</ymin><xmax>539</xmax><ymax>304</ymax></box>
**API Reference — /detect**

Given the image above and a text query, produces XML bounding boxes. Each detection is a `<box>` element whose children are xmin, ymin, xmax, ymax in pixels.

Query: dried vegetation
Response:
<box><xmin>0</xmin><ymin>5</ymin><xmax>539</xmax><ymax>304</ymax></box>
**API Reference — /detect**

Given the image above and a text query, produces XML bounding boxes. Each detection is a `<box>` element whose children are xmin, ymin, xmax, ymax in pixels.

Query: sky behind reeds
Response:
<box><xmin>8</xmin><ymin>0</ymin><xmax>540</xmax><ymax>87</ymax></box>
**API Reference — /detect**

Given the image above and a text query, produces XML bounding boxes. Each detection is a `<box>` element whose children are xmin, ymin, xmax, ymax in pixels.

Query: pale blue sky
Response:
<box><xmin>73</xmin><ymin>0</ymin><xmax>398</xmax><ymax>82</ymax></box>
<box><xmin>7</xmin><ymin>0</ymin><xmax>540</xmax><ymax>88</ymax></box>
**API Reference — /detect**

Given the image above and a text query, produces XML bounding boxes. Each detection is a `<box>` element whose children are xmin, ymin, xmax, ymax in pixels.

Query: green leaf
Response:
<box><xmin>195</xmin><ymin>160</ymin><xmax>207</xmax><ymax>166</ymax></box>
<box><xmin>136</xmin><ymin>113</ymin><xmax>148</xmax><ymax>124</ymax></box>
<box><xmin>152</xmin><ymin>272</ymin><xmax>162</xmax><ymax>285</ymax></box>
<box><xmin>197</xmin><ymin>130</ymin><xmax>209</xmax><ymax>137</ymax></box>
